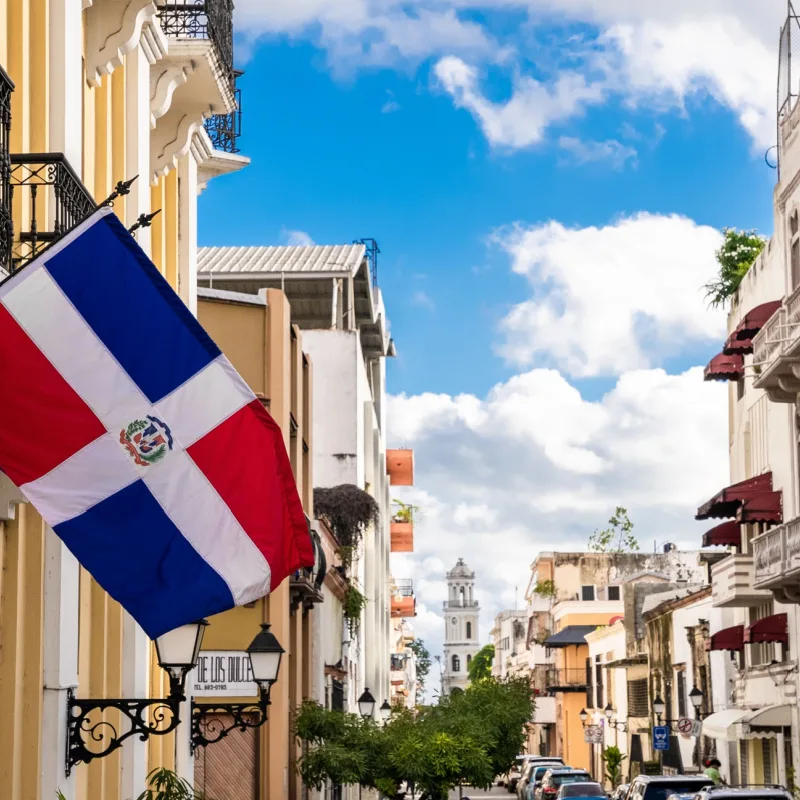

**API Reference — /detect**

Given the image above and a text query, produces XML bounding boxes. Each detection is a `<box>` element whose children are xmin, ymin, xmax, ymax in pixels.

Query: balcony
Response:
<box><xmin>753</xmin><ymin>518</ymin><xmax>800</xmax><ymax>602</ymax></box>
<box><xmin>390</xmin><ymin>502</ymin><xmax>415</xmax><ymax>553</ymax></box>
<box><xmin>0</xmin><ymin>66</ymin><xmax>13</xmax><ymax>275</ymax></box>
<box><xmin>543</xmin><ymin>667</ymin><xmax>588</xmax><ymax>693</ymax></box>
<box><xmin>391</xmin><ymin>579</ymin><xmax>416</xmax><ymax>618</ymax></box>
<box><xmin>204</xmin><ymin>76</ymin><xmax>242</xmax><ymax>154</ymax></box>
<box><xmin>711</xmin><ymin>554</ymin><xmax>772</xmax><ymax>607</ymax></box>
<box><xmin>387</xmin><ymin>449</ymin><xmax>414</xmax><ymax>486</ymax></box>
<box><xmin>9</xmin><ymin>154</ymin><xmax>96</xmax><ymax>273</ymax></box>
<box><xmin>753</xmin><ymin>294</ymin><xmax>800</xmax><ymax>402</ymax></box>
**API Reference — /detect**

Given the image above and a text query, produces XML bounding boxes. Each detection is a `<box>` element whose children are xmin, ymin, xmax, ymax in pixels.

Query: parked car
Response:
<box><xmin>520</xmin><ymin>762</ymin><xmax>565</xmax><ymax>800</ymax></box>
<box><xmin>693</xmin><ymin>787</ymin><xmax>792</xmax><ymax>800</ymax></box>
<box><xmin>527</xmin><ymin>765</ymin><xmax>571</xmax><ymax>800</ymax></box>
<box><xmin>509</xmin><ymin>756</ymin><xmax>565</xmax><ymax>794</ymax></box>
<box><xmin>558</xmin><ymin>783</ymin><xmax>608</xmax><ymax>800</ymax></box>
<box><xmin>537</xmin><ymin>769</ymin><xmax>592</xmax><ymax>800</ymax></box>
<box><xmin>667</xmin><ymin>793</ymin><xmax>697</xmax><ymax>800</ymax></box>
<box><xmin>625</xmin><ymin>775</ymin><xmax>713</xmax><ymax>800</ymax></box>
<box><xmin>613</xmin><ymin>785</ymin><xmax>630</xmax><ymax>800</ymax></box>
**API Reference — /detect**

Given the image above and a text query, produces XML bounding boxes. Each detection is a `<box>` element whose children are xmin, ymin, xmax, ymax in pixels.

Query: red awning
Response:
<box><xmin>744</xmin><ymin>613</ymin><xmax>788</xmax><ymax>645</ymax></box>
<box><xmin>702</xmin><ymin>520</ymin><xmax>741</xmax><ymax>548</ymax></box>
<box><xmin>705</xmin><ymin>625</ymin><xmax>745</xmax><ymax>652</ymax></box>
<box><xmin>704</xmin><ymin>353</ymin><xmax>743</xmax><ymax>382</ymax></box>
<box><xmin>737</xmin><ymin>491</ymin><xmax>783</xmax><ymax>524</ymax></box>
<box><xmin>731</xmin><ymin>301</ymin><xmax>782</xmax><ymax>341</ymax></box>
<box><xmin>723</xmin><ymin>335</ymin><xmax>753</xmax><ymax>355</ymax></box>
<box><xmin>696</xmin><ymin>472</ymin><xmax>773</xmax><ymax>520</ymax></box>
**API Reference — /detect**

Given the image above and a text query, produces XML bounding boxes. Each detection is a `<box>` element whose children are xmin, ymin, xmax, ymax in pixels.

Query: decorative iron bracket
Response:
<box><xmin>190</xmin><ymin>689</ymin><xmax>270</xmax><ymax>751</ymax></box>
<box><xmin>66</xmin><ymin>677</ymin><xmax>185</xmax><ymax>775</ymax></box>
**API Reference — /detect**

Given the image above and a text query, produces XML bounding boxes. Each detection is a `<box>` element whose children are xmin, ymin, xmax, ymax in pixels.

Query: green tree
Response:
<box><xmin>467</xmin><ymin>644</ymin><xmax>495</xmax><ymax>683</ymax></box>
<box><xmin>705</xmin><ymin>227</ymin><xmax>767</xmax><ymax>308</ymax></box>
<box><xmin>295</xmin><ymin>676</ymin><xmax>535</xmax><ymax>800</ymax></box>
<box><xmin>602</xmin><ymin>745</ymin><xmax>627</xmax><ymax>788</ymax></box>
<box><xmin>588</xmin><ymin>507</ymin><xmax>639</xmax><ymax>553</ymax></box>
<box><xmin>409</xmin><ymin>638</ymin><xmax>432</xmax><ymax>694</ymax></box>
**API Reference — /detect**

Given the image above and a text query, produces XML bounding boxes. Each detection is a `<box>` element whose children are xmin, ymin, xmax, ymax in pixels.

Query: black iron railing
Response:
<box><xmin>204</xmin><ymin>82</ymin><xmax>242</xmax><ymax>153</ymax></box>
<box><xmin>156</xmin><ymin>0</ymin><xmax>234</xmax><ymax>91</ymax></box>
<box><xmin>543</xmin><ymin>667</ymin><xmax>588</xmax><ymax>690</ymax></box>
<box><xmin>0</xmin><ymin>65</ymin><xmax>14</xmax><ymax>274</ymax></box>
<box><xmin>9</xmin><ymin>154</ymin><xmax>96</xmax><ymax>272</ymax></box>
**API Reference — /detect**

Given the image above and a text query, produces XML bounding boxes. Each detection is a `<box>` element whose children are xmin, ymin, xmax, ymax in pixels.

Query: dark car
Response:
<box><xmin>527</xmin><ymin>765</ymin><xmax>571</xmax><ymax>800</ymax></box>
<box><xmin>693</xmin><ymin>787</ymin><xmax>793</xmax><ymax>800</ymax></box>
<box><xmin>558</xmin><ymin>783</ymin><xmax>607</xmax><ymax>799</ymax></box>
<box><xmin>626</xmin><ymin>775</ymin><xmax>714</xmax><ymax>800</ymax></box>
<box><xmin>521</xmin><ymin>762</ymin><xmax>566</xmax><ymax>800</ymax></box>
<box><xmin>538</xmin><ymin>769</ymin><xmax>592</xmax><ymax>800</ymax></box>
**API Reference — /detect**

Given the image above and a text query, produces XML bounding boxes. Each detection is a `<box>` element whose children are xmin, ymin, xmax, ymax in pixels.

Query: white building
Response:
<box><xmin>490</xmin><ymin>610</ymin><xmax>529</xmax><ymax>679</ymax></box>
<box><xmin>197</xmin><ymin>244</ymin><xmax>405</xmax><ymax>716</ymax></box>
<box><xmin>442</xmin><ymin>559</ymin><xmax>481</xmax><ymax>694</ymax></box>
<box><xmin>698</xmin><ymin>10</ymin><xmax>800</xmax><ymax>783</ymax></box>
<box><xmin>390</xmin><ymin>617</ymin><xmax>418</xmax><ymax>709</ymax></box>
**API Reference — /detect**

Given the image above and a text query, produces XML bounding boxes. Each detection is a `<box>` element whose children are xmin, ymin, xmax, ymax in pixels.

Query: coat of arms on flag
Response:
<box><xmin>0</xmin><ymin>208</ymin><xmax>314</xmax><ymax>638</ymax></box>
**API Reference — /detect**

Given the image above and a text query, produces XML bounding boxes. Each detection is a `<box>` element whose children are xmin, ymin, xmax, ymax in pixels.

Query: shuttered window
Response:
<box><xmin>627</xmin><ymin>678</ymin><xmax>648</xmax><ymax>717</ymax></box>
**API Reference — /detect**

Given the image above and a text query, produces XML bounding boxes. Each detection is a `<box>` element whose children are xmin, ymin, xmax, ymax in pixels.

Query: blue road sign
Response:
<box><xmin>653</xmin><ymin>725</ymin><xmax>669</xmax><ymax>751</ymax></box>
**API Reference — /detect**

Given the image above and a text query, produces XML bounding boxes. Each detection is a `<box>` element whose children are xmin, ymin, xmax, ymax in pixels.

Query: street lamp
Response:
<box><xmin>689</xmin><ymin>687</ymin><xmax>703</xmax><ymax>715</ymax></box>
<box><xmin>604</xmin><ymin>703</ymin><xmax>628</xmax><ymax>732</ymax></box>
<box><xmin>579</xmin><ymin>708</ymin><xmax>589</xmax><ymax>726</ymax></box>
<box><xmin>605</xmin><ymin>703</ymin><xmax>614</xmax><ymax>720</ymax></box>
<box><xmin>380</xmin><ymin>700</ymin><xmax>392</xmax><ymax>722</ymax></box>
<box><xmin>358</xmin><ymin>688</ymin><xmax>377</xmax><ymax>719</ymax></box>
<box><xmin>67</xmin><ymin>619</ymin><xmax>209</xmax><ymax>773</ymax></box>
<box><xmin>190</xmin><ymin>623</ymin><xmax>285</xmax><ymax>751</ymax></box>
<box><xmin>653</xmin><ymin>696</ymin><xmax>666</xmax><ymax>723</ymax></box>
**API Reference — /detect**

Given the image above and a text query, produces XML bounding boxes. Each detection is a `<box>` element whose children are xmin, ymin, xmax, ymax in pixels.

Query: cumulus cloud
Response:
<box><xmin>280</xmin><ymin>229</ymin><xmax>316</xmax><ymax>247</ymax></box>
<box><xmin>389</xmin><ymin>365</ymin><xmax>728</xmax><ymax>670</ymax></box>
<box><xmin>494</xmin><ymin>213</ymin><xmax>726</xmax><ymax>377</ymax></box>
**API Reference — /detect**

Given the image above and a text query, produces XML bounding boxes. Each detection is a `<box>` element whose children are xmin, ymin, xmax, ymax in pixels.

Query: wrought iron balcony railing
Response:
<box><xmin>9</xmin><ymin>153</ymin><xmax>96</xmax><ymax>272</ymax></box>
<box><xmin>204</xmin><ymin>80</ymin><xmax>242</xmax><ymax>153</ymax></box>
<box><xmin>156</xmin><ymin>0</ymin><xmax>234</xmax><ymax>91</ymax></box>
<box><xmin>543</xmin><ymin>667</ymin><xmax>588</xmax><ymax>691</ymax></box>
<box><xmin>0</xmin><ymin>65</ymin><xmax>13</xmax><ymax>275</ymax></box>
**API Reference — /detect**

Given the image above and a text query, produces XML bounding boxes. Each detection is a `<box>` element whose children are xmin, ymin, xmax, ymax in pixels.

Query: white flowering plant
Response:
<box><xmin>705</xmin><ymin>227</ymin><xmax>767</xmax><ymax>308</ymax></box>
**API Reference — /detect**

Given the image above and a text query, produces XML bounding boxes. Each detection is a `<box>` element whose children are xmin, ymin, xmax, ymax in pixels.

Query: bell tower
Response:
<box><xmin>442</xmin><ymin>558</ymin><xmax>480</xmax><ymax>695</ymax></box>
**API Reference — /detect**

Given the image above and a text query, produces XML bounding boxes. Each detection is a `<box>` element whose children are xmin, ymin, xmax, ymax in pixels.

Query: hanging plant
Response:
<box><xmin>342</xmin><ymin>583</ymin><xmax>368</xmax><ymax>633</ymax></box>
<box><xmin>391</xmin><ymin>499</ymin><xmax>421</xmax><ymax>524</ymax></box>
<box><xmin>315</xmin><ymin>485</ymin><xmax>380</xmax><ymax>552</ymax></box>
<box><xmin>704</xmin><ymin>227</ymin><xmax>767</xmax><ymax>308</ymax></box>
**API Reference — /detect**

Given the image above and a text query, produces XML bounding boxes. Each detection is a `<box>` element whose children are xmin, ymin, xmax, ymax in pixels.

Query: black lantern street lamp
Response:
<box><xmin>579</xmin><ymin>708</ymin><xmax>589</xmax><ymax>727</ymax></box>
<box><xmin>604</xmin><ymin>703</ymin><xmax>628</xmax><ymax>732</ymax></box>
<box><xmin>689</xmin><ymin>687</ymin><xmax>703</xmax><ymax>715</ymax></box>
<box><xmin>652</xmin><ymin>696</ymin><xmax>666</xmax><ymax>723</ymax></box>
<box><xmin>358</xmin><ymin>688</ymin><xmax>377</xmax><ymax>719</ymax></box>
<box><xmin>380</xmin><ymin>700</ymin><xmax>392</xmax><ymax>723</ymax></box>
<box><xmin>190</xmin><ymin>624</ymin><xmax>284</xmax><ymax>750</ymax></box>
<box><xmin>67</xmin><ymin>619</ymin><xmax>209</xmax><ymax>774</ymax></box>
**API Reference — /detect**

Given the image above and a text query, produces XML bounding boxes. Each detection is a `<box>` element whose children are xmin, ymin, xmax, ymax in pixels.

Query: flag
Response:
<box><xmin>0</xmin><ymin>208</ymin><xmax>314</xmax><ymax>638</ymax></box>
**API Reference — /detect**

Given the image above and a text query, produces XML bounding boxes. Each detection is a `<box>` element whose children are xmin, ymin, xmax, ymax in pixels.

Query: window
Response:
<box><xmin>676</xmin><ymin>670</ymin><xmax>687</xmax><ymax>719</ymax></box>
<box><xmin>466</xmin><ymin>621</ymin><xmax>472</xmax><ymax>639</ymax></box>
<box><xmin>501</xmin><ymin>637</ymin><xmax>510</xmax><ymax>651</ymax></box>
<box><xmin>581</xmin><ymin>585</ymin><xmax>595</xmax><ymax>601</ymax></box>
<box><xmin>739</xmin><ymin>740</ymin><xmax>749</xmax><ymax>784</ymax></box>
<box><xmin>608</xmin><ymin>586</ymin><xmax>620</xmax><ymax>601</ymax></box>
<box><xmin>762</xmin><ymin>739</ymin><xmax>773</xmax><ymax>785</ymax></box>
<box><xmin>793</xmin><ymin>239</ymin><xmax>800</xmax><ymax>290</ymax></box>
<box><xmin>452</xmin><ymin>655</ymin><xmax>460</xmax><ymax>672</ymax></box>
<box><xmin>467</xmin><ymin>654</ymin><xmax>472</xmax><ymax>667</ymax></box>
<box><xmin>585</xmin><ymin>658</ymin><xmax>593</xmax><ymax>709</ymax></box>
<box><xmin>627</xmin><ymin>678</ymin><xmax>648</xmax><ymax>717</ymax></box>
<box><xmin>595</xmin><ymin>656</ymin><xmax>604</xmax><ymax>708</ymax></box>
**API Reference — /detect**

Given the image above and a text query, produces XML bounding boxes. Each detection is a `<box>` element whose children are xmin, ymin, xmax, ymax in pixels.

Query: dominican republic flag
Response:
<box><xmin>0</xmin><ymin>207</ymin><xmax>313</xmax><ymax>638</ymax></box>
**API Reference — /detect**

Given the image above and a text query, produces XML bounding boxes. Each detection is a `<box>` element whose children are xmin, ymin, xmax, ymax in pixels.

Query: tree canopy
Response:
<box><xmin>408</xmin><ymin>639</ymin><xmax>432</xmax><ymax>694</ymax></box>
<box><xmin>467</xmin><ymin>644</ymin><xmax>495</xmax><ymax>683</ymax></box>
<box><xmin>295</xmin><ymin>676</ymin><xmax>534</xmax><ymax>800</ymax></box>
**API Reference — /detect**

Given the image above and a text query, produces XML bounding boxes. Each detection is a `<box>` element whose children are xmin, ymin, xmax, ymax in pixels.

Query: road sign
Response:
<box><xmin>584</xmin><ymin>725</ymin><xmax>603</xmax><ymax>744</ymax></box>
<box><xmin>676</xmin><ymin>718</ymin><xmax>703</xmax><ymax>739</ymax></box>
<box><xmin>653</xmin><ymin>725</ymin><xmax>669</xmax><ymax>751</ymax></box>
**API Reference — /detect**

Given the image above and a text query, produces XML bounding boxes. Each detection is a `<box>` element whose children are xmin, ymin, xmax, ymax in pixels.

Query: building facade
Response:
<box><xmin>0</xmin><ymin>1</ymin><xmax>247</xmax><ymax>797</ymax></box>
<box><xmin>442</xmin><ymin>558</ymin><xmax>481</xmax><ymax>694</ymax></box>
<box><xmin>490</xmin><ymin>610</ymin><xmax>529</xmax><ymax>679</ymax></box>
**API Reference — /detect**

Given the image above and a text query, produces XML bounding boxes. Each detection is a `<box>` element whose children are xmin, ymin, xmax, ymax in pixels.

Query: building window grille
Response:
<box><xmin>585</xmin><ymin>658</ymin><xmax>593</xmax><ymax>709</ymax></box>
<box><xmin>676</xmin><ymin>671</ymin><xmax>686</xmax><ymax>719</ymax></box>
<box><xmin>627</xmin><ymin>678</ymin><xmax>648</xmax><ymax>717</ymax></box>
<box><xmin>582</xmin><ymin>585</ymin><xmax>595</xmax><ymax>601</ymax></box>
<box><xmin>595</xmin><ymin>656</ymin><xmax>603</xmax><ymax>708</ymax></box>
<box><xmin>452</xmin><ymin>655</ymin><xmax>460</xmax><ymax>672</ymax></box>
<box><xmin>762</xmin><ymin>739</ymin><xmax>773</xmax><ymax>785</ymax></box>
<box><xmin>608</xmin><ymin>586</ymin><xmax>620</xmax><ymax>601</ymax></box>
<box><xmin>739</xmin><ymin>741</ymin><xmax>749</xmax><ymax>783</ymax></box>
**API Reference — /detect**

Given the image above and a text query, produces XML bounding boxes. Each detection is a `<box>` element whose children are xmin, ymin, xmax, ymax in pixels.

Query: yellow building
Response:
<box><xmin>0</xmin><ymin>0</ymin><xmax>247</xmax><ymax>797</ymax></box>
<box><xmin>195</xmin><ymin>286</ymin><xmax>318</xmax><ymax>800</ymax></box>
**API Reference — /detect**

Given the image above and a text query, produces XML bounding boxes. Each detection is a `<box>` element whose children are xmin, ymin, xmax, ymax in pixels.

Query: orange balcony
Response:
<box><xmin>387</xmin><ymin>449</ymin><xmax>414</xmax><ymax>485</ymax></box>
<box><xmin>391</xmin><ymin>521</ymin><xmax>414</xmax><ymax>552</ymax></box>
<box><xmin>391</xmin><ymin>579</ymin><xmax>416</xmax><ymax>617</ymax></box>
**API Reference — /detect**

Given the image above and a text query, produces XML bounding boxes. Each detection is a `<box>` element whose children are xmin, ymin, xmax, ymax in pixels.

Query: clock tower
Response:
<box><xmin>442</xmin><ymin>558</ymin><xmax>480</xmax><ymax>695</ymax></box>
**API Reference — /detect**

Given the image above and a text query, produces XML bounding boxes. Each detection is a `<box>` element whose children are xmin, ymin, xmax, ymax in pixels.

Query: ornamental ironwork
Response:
<box><xmin>190</xmin><ymin>689</ymin><xmax>271</xmax><ymax>751</ymax></box>
<box><xmin>66</xmin><ymin>676</ymin><xmax>185</xmax><ymax>774</ymax></box>
<box><xmin>0</xmin><ymin>65</ymin><xmax>13</xmax><ymax>274</ymax></box>
<box><xmin>204</xmin><ymin>81</ymin><xmax>242</xmax><ymax>153</ymax></box>
<box><xmin>156</xmin><ymin>0</ymin><xmax>234</xmax><ymax>91</ymax></box>
<box><xmin>9</xmin><ymin>153</ymin><xmax>96</xmax><ymax>272</ymax></box>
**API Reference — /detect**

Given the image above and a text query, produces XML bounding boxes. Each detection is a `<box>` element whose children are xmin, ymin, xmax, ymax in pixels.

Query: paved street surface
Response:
<box><xmin>449</xmin><ymin>787</ymin><xmax>511</xmax><ymax>799</ymax></box>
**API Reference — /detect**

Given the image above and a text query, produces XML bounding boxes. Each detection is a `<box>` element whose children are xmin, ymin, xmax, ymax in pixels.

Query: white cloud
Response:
<box><xmin>558</xmin><ymin>136</ymin><xmax>638</xmax><ymax>168</ymax></box>
<box><xmin>382</xmin><ymin>100</ymin><xmax>401</xmax><ymax>113</ymax></box>
<box><xmin>494</xmin><ymin>213</ymin><xmax>726</xmax><ymax>377</ymax></box>
<box><xmin>389</xmin><ymin>365</ymin><xmax>728</xmax><ymax>671</ymax></box>
<box><xmin>280</xmin><ymin>229</ymin><xmax>316</xmax><ymax>247</ymax></box>
<box><xmin>411</xmin><ymin>290</ymin><xmax>436</xmax><ymax>310</ymax></box>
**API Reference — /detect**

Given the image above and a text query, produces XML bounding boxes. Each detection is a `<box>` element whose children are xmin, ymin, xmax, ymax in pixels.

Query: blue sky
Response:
<box><xmin>199</xmin><ymin>0</ymin><xmax>787</xmax><ymax>658</ymax></box>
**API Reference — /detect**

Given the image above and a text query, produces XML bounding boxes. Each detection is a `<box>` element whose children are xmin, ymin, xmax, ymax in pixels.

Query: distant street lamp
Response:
<box><xmin>653</xmin><ymin>696</ymin><xmax>666</xmax><ymax>723</ymax></box>
<box><xmin>579</xmin><ymin>708</ymin><xmax>588</xmax><ymax>727</ymax></box>
<box><xmin>358</xmin><ymin>688</ymin><xmax>376</xmax><ymax>719</ymax></box>
<box><xmin>380</xmin><ymin>700</ymin><xmax>392</xmax><ymax>722</ymax></box>
<box><xmin>689</xmin><ymin>687</ymin><xmax>704</xmax><ymax>716</ymax></box>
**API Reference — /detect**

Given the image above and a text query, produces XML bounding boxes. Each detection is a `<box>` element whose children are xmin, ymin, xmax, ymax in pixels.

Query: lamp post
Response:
<box><xmin>358</xmin><ymin>688</ymin><xmax>376</xmax><ymax>719</ymax></box>
<box><xmin>67</xmin><ymin>619</ymin><xmax>208</xmax><ymax>773</ymax></box>
<box><xmin>190</xmin><ymin>623</ymin><xmax>285</xmax><ymax>750</ymax></box>
<box><xmin>652</xmin><ymin>696</ymin><xmax>666</xmax><ymax>770</ymax></box>
<box><xmin>380</xmin><ymin>700</ymin><xmax>392</xmax><ymax>724</ymax></box>
<box><xmin>689</xmin><ymin>687</ymin><xmax>704</xmax><ymax>768</ymax></box>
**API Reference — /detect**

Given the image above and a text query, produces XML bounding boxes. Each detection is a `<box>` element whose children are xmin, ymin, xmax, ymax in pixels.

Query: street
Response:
<box><xmin>449</xmin><ymin>788</ymin><xmax>512</xmax><ymax>799</ymax></box>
